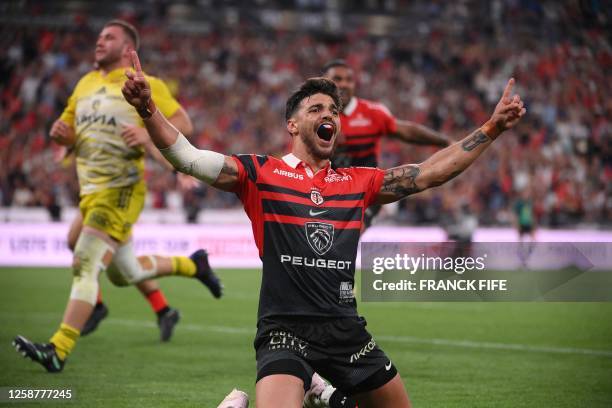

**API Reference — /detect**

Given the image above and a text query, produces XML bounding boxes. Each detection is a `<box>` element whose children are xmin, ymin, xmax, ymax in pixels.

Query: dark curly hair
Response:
<box><xmin>285</xmin><ymin>77</ymin><xmax>342</xmax><ymax>121</ymax></box>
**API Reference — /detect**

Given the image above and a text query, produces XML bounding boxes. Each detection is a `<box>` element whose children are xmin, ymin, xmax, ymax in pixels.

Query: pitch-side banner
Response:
<box><xmin>0</xmin><ymin>223</ymin><xmax>261</xmax><ymax>268</ymax></box>
<box><xmin>0</xmin><ymin>223</ymin><xmax>611</xmax><ymax>269</ymax></box>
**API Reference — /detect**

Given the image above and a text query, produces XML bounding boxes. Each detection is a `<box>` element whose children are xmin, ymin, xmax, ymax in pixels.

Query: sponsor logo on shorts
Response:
<box><xmin>350</xmin><ymin>338</ymin><xmax>377</xmax><ymax>363</ymax></box>
<box><xmin>268</xmin><ymin>330</ymin><xmax>309</xmax><ymax>357</ymax></box>
<box><xmin>89</xmin><ymin>210</ymin><xmax>110</xmax><ymax>227</ymax></box>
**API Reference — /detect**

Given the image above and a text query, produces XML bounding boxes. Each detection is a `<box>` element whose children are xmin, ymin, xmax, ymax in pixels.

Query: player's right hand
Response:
<box><xmin>122</xmin><ymin>51</ymin><xmax>154</xmax><ymax>118</ymax></box>
<box><xmin>121</xmin><ymin>124</ymin><xmax>150</xmax><ymax>148</ymax></box>
<box><xmin>49</xmin><ymin>119</ymin><xmax>76</xmax><ymax>146</ymax></box>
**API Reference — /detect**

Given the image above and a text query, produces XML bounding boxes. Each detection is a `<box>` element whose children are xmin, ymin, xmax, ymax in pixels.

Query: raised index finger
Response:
<box><xmin>502</xmin><ymin>78</ymin><xmax>515</xmax><ymax>99</ymax></box>
<box><xmin>131</xmin><ymin>50</ymin><xmax>142</xmax><ymax>73</ymax></box>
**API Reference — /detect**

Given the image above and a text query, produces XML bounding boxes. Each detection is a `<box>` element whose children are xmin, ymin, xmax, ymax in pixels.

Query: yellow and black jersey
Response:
<box><xmin>60</xmin><ymin>67</ymin><xmax>180</xmax><ymax>195</ymax></box>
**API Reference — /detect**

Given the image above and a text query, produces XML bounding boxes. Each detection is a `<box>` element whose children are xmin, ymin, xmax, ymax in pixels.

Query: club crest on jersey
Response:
<box><xmin>310</xmin><ymin>189</ymin><xmax>324</xmax><ymax>206</ymax></box>
<box><xmin>305</xmin><ymin>222</ymin><xmax>334</xmax><ymax>256</ymax></box>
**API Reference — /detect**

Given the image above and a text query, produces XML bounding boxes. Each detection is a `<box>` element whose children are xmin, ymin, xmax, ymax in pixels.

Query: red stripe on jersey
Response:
<box><xmin>338</xmin><ymin>97</ymin><xmax>397</xmax><ymax>163</ymax></box>
<box><xmin>260</xmin><ymin>191</ymin><xmax>363</xmax><ymax>208</ymax></box>
<box><xmin>232</xmin><ymin>154</ymin><xmax>385</xmax><ymax>257</ymax></box>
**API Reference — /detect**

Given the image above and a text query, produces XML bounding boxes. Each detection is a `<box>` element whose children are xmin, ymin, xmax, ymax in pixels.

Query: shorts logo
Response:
<box><xmin>305</xmin><ymin>222</ymin><xmax>334</xmax><ymax>256</ymax></box>
<box><xmin>310</xmin><ymin>188</ymin><xmax>324</xmax><ymax>206</ymax></box>
<box><xmin>89</xmin><ymin>210</ymin><xmax>110</xmax><ymax>227</ymax></box>
<box><xmin>350</xmin><ymin>338</ymin><xmax>377</xmax><ymax>363</ymax></box>
<box><xmin>268</xmin><ymin>330</ymin><xmax>309</xmax><ymax>357</ymax></box>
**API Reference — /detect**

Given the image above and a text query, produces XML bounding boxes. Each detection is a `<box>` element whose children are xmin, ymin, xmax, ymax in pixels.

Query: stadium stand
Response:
<box><xmin>0</xmin><ymin>0</ymin><xmax>609</xmax><ymax>227</ymax></box>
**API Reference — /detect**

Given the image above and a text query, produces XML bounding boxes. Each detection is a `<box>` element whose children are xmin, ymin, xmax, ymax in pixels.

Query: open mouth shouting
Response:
<box><xmin>316</xmin><ymin>122</ymin><xmax>335</xmax><ymax>142</ymax></box>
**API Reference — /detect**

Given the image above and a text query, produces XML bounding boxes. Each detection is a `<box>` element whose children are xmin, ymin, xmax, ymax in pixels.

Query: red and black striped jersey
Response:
<box><xmin>231</xmin><ymin>153</ymin><xmax>384</xmax><ymax>320</ymax></box>
<box><xmin>333</xmin><ymin>97</ymin><xmax>398</xmax><ymax>168</ymax></box>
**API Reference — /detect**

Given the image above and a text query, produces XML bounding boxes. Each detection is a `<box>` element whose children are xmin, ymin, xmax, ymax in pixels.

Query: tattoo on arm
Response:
<box><xmin>381</xmin><ymin>164</ymin><xmax>422</xmax><ymax>199</ymax></box>
<box><xmin>461</xmin><ymin>130</ymin><xmax>490</xmax><ymax>151</ymax></box>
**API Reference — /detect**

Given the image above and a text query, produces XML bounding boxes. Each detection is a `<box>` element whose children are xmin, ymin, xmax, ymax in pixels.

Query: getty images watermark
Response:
<box><xmin>371</xmin><ymin>252</ymin><xmax>507</xmax><ymax>292</ymax></box>
<box><xmin>360</xmin><ymin>242</ymin><xmax>612</xmax><ymax>301</ymax></box>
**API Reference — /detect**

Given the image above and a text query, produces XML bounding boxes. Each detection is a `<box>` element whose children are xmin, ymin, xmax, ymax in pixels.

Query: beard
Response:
<box><xmin>299</xmin><ymin>126</ymin><xmax>337</xmax><ymax>161</ymax></box>
<box><xmin>95</xmin><ymin>48</ymin><xmax>122</xmax><ymax>69</ymax></box>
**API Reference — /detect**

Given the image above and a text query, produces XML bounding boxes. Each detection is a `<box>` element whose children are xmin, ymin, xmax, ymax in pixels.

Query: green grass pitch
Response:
<box><xmin>0</xmin><ymin>267</ymin><xmax>611</xmax><ymax>407</ymax></box>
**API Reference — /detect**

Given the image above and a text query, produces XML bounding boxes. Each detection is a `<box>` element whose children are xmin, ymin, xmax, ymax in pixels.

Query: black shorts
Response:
<box><xmin>254</xmin><ymin>315</ymin><xmax>397</xmax><ymax>395</ymax></box>
<box><xmin>519</xmin><ymin>224</ymin><xmax>533</xmax><ymax>235</ymax></box>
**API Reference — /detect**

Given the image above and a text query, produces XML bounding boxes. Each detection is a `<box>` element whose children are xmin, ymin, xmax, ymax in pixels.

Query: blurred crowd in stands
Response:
<box><xmin>0</xmin><ymin>0</ymin><xmax>609</xmax><ymax>226</ymax></box>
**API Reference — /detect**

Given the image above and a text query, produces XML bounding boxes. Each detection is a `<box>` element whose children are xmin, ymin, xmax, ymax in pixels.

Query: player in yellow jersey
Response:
<box><xmin>13</xmin><ymin>20</ymin><xmax>222</xmax><ymax>373</ymax></box>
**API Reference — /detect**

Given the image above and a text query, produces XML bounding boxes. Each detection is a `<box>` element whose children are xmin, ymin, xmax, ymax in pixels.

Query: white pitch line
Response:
<box><xmin>376</xmin><ymin>335</ymin><xmax>612</xmax><ymax>357</ymax></box>
<box><xmin>107</xmin><ymin>318</ymin><xmax>612</xmax><ymax>358</ymax></box>
<box><xmin>109</xmin><ymin>318</ymin><xmax>254</xmax><ymax>335</ymax></box>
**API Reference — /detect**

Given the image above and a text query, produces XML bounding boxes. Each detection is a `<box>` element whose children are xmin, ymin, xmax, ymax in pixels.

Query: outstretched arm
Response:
<box><xmin>376</xmin><ymin>78</ymin><xmax>525</xmax><ymax>204</ymax></box>
<box><xmin>121</xmin><ymin>50</ymin><xmax>239</xmax><ymax>191</ymax></box>
<box><xmin>391</xmin><ymin>120</ymin><xmax>451</xmax><ymax>147</ymax></box>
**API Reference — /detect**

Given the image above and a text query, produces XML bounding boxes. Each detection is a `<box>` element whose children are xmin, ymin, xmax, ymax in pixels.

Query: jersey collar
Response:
<box><xmin>282</xmin><ymin>153</ymin><xmax>301</xmax><ymax>169</ymax></box>
<box><xmin>282</xmin><ymin>153</ymin><xmax>330</xmax><ymax>179</ymax></box>
<box><xmin>343</xmin><ymin>96</ymin><xmax>358</xmax><ymax>116</ymax></box>
<box><xmin>99</xmin><ymin>67</ymin><xmax>130</xmax><ymax>82</ymax></box>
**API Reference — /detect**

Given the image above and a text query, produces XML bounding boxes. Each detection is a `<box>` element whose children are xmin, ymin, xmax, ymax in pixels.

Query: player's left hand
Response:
<box><xmin>483</xmin><ymin>78</ymin><xmax>526</xmax><ymax>139</ymax></box>
<box><xmin>121</xmin><ymin>124</ymin><xmax>150</xmax><ymax>148</ymax></box>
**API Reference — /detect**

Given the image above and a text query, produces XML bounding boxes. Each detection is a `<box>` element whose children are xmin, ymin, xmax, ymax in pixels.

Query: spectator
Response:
<box><xmin>0</xmin><ymin>1</ymin><xmax>609</xmax><ymax>227</ymax></box>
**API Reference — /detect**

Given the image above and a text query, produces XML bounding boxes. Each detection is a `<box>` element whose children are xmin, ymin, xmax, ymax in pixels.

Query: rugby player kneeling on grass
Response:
<box><xmin>123</xmin><ymin>50</ymin><xmax>525</xmax><ymax>408</ymax></box>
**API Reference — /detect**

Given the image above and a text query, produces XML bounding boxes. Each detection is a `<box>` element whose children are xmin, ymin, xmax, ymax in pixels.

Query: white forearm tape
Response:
<box><xmin>160</xmin><ymin>133</ymin><xmax>225</xmax><ymax>184</ymax></box>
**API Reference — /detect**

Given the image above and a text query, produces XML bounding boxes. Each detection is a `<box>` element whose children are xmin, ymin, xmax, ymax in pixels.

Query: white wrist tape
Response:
<box><xmin>160</xmin><ymin>133</ymin><xmax>225</xmax><ymax>184</ymax></box>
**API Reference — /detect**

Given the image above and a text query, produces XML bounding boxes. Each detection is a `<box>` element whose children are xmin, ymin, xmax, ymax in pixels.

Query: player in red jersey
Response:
<box><xmin>323</xmin><ymin>59</ymin><xmax>450</xmax><ymax>169</ymax></box>
<box><xmin>122</xmin><ymin>50</ymin><xmax>525</xmax><ymax>408</ymax></box>
<box><xmin>323</xmin><ymin>59</ymin><xmax>451</xmax><ymax>228</ymax></box>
